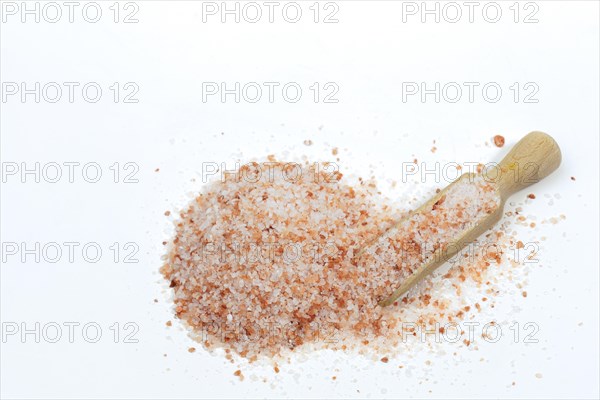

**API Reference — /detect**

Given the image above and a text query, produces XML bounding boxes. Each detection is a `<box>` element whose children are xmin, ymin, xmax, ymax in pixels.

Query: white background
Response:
<box><xmin>1</xmin><ymin>1</ymin><xmax>599</xmax><ymax>399</ymax></box>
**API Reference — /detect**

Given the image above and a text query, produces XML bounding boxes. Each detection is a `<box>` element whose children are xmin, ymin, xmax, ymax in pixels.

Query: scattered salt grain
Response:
<box><xmin>493</xmin><ymin>135</ymin><xmax>505</xmax><ymax>147</ymax></box>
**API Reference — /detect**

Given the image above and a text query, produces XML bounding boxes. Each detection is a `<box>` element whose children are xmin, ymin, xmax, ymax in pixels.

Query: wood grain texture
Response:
<box><xmin>496</xmin><ymin>131</ymin><xmax>562</xmax><ymax>200</ymax></box>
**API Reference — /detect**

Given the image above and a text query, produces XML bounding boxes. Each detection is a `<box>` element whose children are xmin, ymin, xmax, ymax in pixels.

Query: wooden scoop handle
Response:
<box><xmin>376</xmin><ymin>131</ymin><xmax>562</xmax><ymax>307</ymax></box>
<box><xmin>496</xmin><ymin>131</ymin><xmax>562</xmax><ymax>200</ymax></box>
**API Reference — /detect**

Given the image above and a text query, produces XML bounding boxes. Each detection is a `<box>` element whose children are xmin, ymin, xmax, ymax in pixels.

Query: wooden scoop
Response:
<box><xmin>373</xmin><ymin>131</ymin><xmax>562</xmax><ymax>307</ymax></box>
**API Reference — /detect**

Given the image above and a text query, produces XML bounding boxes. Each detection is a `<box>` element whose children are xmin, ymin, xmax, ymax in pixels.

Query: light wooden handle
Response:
<box><xmin>496</xmin><ymin>131</ymin><xmax>562</xmax><ymax>200</ymax></box>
